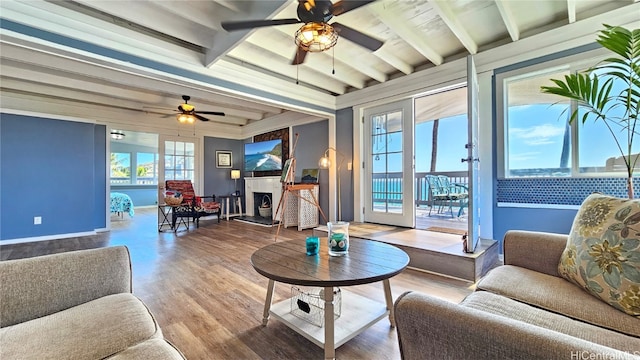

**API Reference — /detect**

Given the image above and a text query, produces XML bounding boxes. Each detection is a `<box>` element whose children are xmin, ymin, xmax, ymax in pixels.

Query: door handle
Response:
<box><xmin>461</xmin><ymin>157</ymin><xmax>480</xmax><ymax>163</ymax></box>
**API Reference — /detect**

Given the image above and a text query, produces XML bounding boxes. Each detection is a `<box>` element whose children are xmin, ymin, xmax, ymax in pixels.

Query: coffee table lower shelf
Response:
<box><xmin>269</xmin><ymin>289</ymin><xmax>389</xmax><ymax>349</ymax></box>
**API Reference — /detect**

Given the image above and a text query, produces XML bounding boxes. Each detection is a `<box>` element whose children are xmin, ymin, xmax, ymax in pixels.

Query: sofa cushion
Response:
<box><xmin>0</xmin><ymin>293</ymin><xmax>159</xmax><ymax>360</ymax></box>
<box><xmin>478</xmin><ymin>265</ymin><xmax>640</xmax><ymax>337</ymax></box>
<box><xmin>462</xmin><ymin>291</ymin><xmax>640</xmax><ymax>353</ymax></box>
<box><xmin>106</xmin><ymin>338</ymin><xmax>185</xmax><ymax>360</ymax></box>
<box><xmin>558</xmin><ymin>193</ymin><xmax>640</xmax><ymax>318</ymax></box>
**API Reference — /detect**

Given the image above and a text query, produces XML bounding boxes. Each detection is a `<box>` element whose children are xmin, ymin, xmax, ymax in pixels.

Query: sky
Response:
<box><xmin>415</xmin><ymin>114</ymin><xmax>468</xmax><ymax>173</ymax></box>
<box><xmin>413</xmin><ymin>103</ymin><xmax>634</xmax><ymax>173</ymax></box>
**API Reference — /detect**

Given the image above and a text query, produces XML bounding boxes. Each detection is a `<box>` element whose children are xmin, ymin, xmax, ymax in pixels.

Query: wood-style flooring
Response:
<box><xmin>0</xmin><ymin>208</ymin><xmax>475</xmax><ymax>360</ymax></box>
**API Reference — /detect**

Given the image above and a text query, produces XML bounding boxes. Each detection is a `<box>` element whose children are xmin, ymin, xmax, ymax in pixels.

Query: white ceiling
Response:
<box><xmin>0</xmin><ymin>0</ymin><xmax>638</xmax><ymax>139</ymax></box>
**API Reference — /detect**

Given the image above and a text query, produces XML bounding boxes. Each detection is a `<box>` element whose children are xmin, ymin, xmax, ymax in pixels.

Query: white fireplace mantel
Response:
<box><xmin>245</xmin><ymin>176</ymin><xmax>283</xmax><ymax>221</ymax></box>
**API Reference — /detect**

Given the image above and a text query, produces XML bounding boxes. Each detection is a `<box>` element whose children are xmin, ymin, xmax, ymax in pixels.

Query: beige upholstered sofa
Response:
<box><xmin>0</xmin><ymin>246</ymin><xmax>184</xmax><ymax>359</ymax></box>
<box><xmin>395</xmin><ymin>230</ymin><xmax>640</xmax><ymax>360</ymax></box>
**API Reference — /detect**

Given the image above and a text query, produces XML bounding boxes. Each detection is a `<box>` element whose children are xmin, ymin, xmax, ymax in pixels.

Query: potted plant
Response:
<box><xmin>541</xmin><ymin>24</ymin><xmax>639</xmax><ymax>198</ymax></box>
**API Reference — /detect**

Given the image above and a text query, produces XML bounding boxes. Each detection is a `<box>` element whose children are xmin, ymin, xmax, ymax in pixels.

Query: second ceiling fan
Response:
<box><xmin>170</xmin><ymin>95</ymin><xmax>225</xmax><ymax>123</ymax></box>
<box><xmin>221</xmin><ymin>0</ymin><xmax>383</xmax><ymax>65</ymax></box>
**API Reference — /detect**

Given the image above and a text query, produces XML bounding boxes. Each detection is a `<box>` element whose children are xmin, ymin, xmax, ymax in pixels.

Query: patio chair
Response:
<box><xmin>437</xmin><ymin>175</ymin><xmax>468</xmax><ymax>217</ymax></box>
<box><xmin>425</xmin><ymin>175</ymin><xmax>450</xmax><ymax>216</ymax></box>
<box><xmin>165</xmin><ymin>180</ymin><xmax>221</xmax><ymax>231</ymax></box>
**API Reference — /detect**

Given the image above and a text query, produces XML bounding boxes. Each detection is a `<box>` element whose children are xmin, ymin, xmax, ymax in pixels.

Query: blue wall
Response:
<box><xmin>203</xmin><ymin>136</ymin><xmax>245</xmax><ymax>202</ymax></box>
<box><xmin>336</xmin><ymin>109</ymin><xmax>354</xmax><ymax>221</ymax></box>
<box><xmin>94</xmin><ymin>125</ymin><xmax>107</xmax><ymax>229</ymax></box>
<box><xmin>293</xmin><ymin>120</ymin><xmax>330</xmax><ymax>222</ymax></box>
<box><xmin>0</xmin><ymin>113</ymin><xmax>106</xmax><ymax>240</ymax></box>
<box><xmin>493</xmin><ymin>207</ymin><xmax>577</xmax><ymax>240</ymax></box>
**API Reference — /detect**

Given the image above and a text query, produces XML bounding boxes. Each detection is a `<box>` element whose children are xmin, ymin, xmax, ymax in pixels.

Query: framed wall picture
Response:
<box><xmin>216</xmin><ymin>151</ymin><xmax>232</xmax><ymax>168</ymax></box>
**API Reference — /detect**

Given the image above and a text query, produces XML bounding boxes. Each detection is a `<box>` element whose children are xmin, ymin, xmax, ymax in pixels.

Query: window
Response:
<box><xmin>577</xmin><ymin>67</ymin><xmax>640</xmax><ymax>174</ymax></box>
<box><xmin>136</xmin><ymin>152</ymin><xmax>158</xmax><ymax>184</ymax></box>
<box><xmin>498</xmin><ymin>49</ymin><xmax>634</xmax><ymax>178</ymax></box>
<box><xmin>110</xmin><ymin>153</ymin><xmax>131</xmax><ymax>184</ymax></box>
<box><xmin>110</xmin><ymin>152</ymin><xmax>158</xmax><ymax>185</ymax></box>
<box><xmin>503</xmin><ymin>69</ymin><xmax>571</xmax><ymax>177</ymax></box>
<box><xmin>164</xmin><ymin>141</ymin><xmax>195</xmax><ymax>182</ymax></box>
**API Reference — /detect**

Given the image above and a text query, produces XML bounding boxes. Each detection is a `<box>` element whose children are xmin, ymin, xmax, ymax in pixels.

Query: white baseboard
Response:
<box><xmin>0</xmin><ymin>231</ymin><xmax>97</xmax><ymax>245</ymax></box>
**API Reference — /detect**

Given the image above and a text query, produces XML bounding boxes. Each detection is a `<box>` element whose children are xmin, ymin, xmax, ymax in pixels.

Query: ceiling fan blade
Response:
<box><xmin>291</xmin><ymin>45</ymin><xmax>308</xmax><ymax>65</ymax></box>
<box><xmin>198</xmin><ymin>111</ymin><xmax>226</xmax><ymax>116</ymax></box>
<box><xmin>194</xmin><ymin>114</ymin><xmax>210</xmax><ymax>122</ymax></box>
<box><xmin>332</xmin><ymin>22</ymin><xmax>383</xmax><ymax>51</ymax></box>
<box><xmin>161</xmin><ymin>113</ymin><xmax>176</xmax><ymax>118</ymax></box>
<box><xmin>330</xmin><ymin>0</ymin><xmax>376</xmax><ymax>16</ymax></box>
<box><xmin>221</xmin><ymin>18</ymin><xmax>301</xmax><ymax>31</ymax></box>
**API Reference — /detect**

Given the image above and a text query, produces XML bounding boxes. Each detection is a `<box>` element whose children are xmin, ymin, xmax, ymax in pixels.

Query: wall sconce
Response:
<box><xmin>110</xmin><ymin>130</ymin><xmax>125</xmax><ymax>140</ymax></box>
<box><xmin>319</xmin><ymin>147</ymin><xmax>346</xmax><ymax>221</ymax></box>
<box><xmin>231</xmin><ymin>169</ymin><xmax>241</xmax><ymax>196</ymax></box>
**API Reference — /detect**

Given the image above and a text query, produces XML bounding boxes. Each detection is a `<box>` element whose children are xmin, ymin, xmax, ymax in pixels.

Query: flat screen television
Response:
<box><xmin>244</xmin><ymin>139</ymin><xmax>283</xmax><ymax>172</ymax></box>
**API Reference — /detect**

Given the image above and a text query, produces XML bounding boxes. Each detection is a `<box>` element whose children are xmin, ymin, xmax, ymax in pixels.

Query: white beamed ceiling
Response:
<box><xmin>0</xmin><ymin>0</ymin><xmax>638</xmax><ymax>139</ymax></box>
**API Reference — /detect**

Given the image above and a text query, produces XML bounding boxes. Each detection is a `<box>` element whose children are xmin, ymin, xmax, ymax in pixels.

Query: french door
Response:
<box><xmin>465</xmin><ymin>55</ymin><xmax>480</xmax><ymax>253</ymax></box>
<box><xmin>363</xmin><ymin>99</ymin><xmax>415</xmax><ymax>227</ymax></box>
<box><xmin>158</xmin><ymin>135</ymin><xmax>199</xmax><ymax>202</ymax></box>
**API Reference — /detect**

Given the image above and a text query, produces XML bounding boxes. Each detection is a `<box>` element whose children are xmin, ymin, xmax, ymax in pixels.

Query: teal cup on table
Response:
<box><xmin>305</xmin><ymin>236</ymin><xmax>319</xmax><ymax>256</ymax></box>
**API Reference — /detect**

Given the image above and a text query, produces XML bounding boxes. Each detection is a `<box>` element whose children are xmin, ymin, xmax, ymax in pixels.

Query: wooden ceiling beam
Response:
<box><xmin>495</xmin><ymin>0</ymin><xmax>520</xmax><ymax>41</ymax></box>
<box><xmin>567</xmin><ymin>0</ymin><xmax>577</xmax><ymax>23</ymax></box>
<box><xmin>429</xmin><ymin>0</ymin><xmax>478</xmax><ymax>55</ymax></box>
<box><xmin>227</xmin><ymin>42</ymin><xmax>349</xmax><ymax>95</ymax></box>
<box><xmin>369</xmin><ymin>2</ymin><xmax>444</xmax><ymax>66</ymax></box>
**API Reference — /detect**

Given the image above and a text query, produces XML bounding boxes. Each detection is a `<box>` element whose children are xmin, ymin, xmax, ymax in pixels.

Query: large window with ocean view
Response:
<box><xmin>499</xmin><ymin>51</ymin><xmax>636</xmax><ymax>179</ymax></box>
<box><xmin>503</xmin><ymin>69</ymin><xmax>571</xmax><ymax>178</ymax></box>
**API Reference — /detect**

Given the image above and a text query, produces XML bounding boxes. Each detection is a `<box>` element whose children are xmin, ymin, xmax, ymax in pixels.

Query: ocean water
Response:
<box><xmin>245</xmin><ymin>153</ymin><xmax>282</xmax><ymax>171</ymax></box>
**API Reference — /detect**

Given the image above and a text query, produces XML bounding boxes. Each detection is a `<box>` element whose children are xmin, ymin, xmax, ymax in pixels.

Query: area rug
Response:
<box><xmin>426</xmin><ymin>226</ymin><xmax>467</xmax><ymax>236</ymax></box>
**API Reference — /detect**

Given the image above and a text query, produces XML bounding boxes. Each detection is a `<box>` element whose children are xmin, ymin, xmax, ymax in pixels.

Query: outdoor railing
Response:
<box><xmin>371</xmin><ymin>171</ymin><xmax>469</xmax><ymax>206</ymax></box>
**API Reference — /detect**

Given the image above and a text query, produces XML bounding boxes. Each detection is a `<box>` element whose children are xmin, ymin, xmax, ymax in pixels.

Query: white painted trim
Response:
<box><xmin>0</xmin><ymin>231</ymin><xmax>97</xmax><ymax>245</ymax></box>
<box><xmin>353</xmin><ymin>108</ymin><xmax>363</xmax><ymax>223</ymax></box>
<box><xmin>478</xmin><ymin>70</ymin><xmax>494</xmax><ymax>240</ymax></box>
<box><xmin>0</xmin><ymin>108</ymin><xmax>97</xmax><ymax>124</ymax></box>
<box><xmin>497</xmin><ymin>202</ymin><xmax>580</xmax><ymax>210</ymax></box>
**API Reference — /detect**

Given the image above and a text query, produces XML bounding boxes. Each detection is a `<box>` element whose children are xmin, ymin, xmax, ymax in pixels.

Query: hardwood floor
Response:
<box><xmin>0</xmin><ymin>208</ymin><xmax>475</xmax><ymax>359</ymax></box>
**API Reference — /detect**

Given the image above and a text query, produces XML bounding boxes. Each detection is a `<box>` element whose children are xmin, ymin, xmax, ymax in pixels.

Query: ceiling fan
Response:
<box><xmin>221</xmin><ymin>0</ymin><xmax>383</xmax><ymax>65</ymax></box>
<box><xmin>164</xmin><ymin>95</ymin><xmax>225</xmax><ymax>123</ymax></box>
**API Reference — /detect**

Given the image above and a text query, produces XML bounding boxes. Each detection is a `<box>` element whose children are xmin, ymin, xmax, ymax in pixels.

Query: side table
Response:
<box><xmin>158</xmin><ymin>204</ymin><xmax>174</xmax><ymax>232</ymax></box>
<box><xmin>219</xmin><ymin>195</ymin><xmax>243</xmax><ymax>221</ymax></box>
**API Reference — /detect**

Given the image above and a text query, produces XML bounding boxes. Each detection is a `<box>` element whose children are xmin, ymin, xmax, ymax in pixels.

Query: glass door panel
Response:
<box><xmin>364</xmin><ymin>99</ymin><xmax>414</xmax><ymax>227</ymax></box>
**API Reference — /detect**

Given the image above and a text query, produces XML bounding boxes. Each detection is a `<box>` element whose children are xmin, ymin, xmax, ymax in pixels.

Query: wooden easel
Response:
<box><xmin>273</xmin><ymin>134</ymin><xmax>327</xmax><ymax>241</ymax></box>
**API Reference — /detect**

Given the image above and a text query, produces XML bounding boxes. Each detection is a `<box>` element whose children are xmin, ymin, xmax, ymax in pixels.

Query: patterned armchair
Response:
<box><xmin>165</xmin><ymin>180</ymin><xmax>221</xmax><ymax>230</ymax></box>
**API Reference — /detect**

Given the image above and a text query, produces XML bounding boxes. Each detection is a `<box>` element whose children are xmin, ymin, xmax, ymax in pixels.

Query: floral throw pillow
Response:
<box><xmin>558</xmin><ymin>193</ymin><xmax>640</xmax><ymax>318</ymax></box>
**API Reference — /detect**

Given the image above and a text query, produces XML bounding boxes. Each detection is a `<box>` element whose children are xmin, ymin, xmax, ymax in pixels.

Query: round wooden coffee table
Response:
<box><xmin>251</xmin><ymin>238</ymin><xmax>409</xmax><ymax>359</ymax></box>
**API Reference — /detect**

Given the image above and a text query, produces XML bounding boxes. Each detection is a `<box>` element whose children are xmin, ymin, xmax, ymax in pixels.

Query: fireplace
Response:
<box><xmin>254</xmin><ymin>192</ymin><xmax>272</xmax><ymax>218</ymax></box>
<box><xmin>244</xmin><ymin>176</ymin><xmax>282</xmax><ymax>221</ymax></box>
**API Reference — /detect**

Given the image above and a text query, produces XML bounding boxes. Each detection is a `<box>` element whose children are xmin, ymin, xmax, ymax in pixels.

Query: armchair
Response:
<box><xmin>165</xmin><ymin>180</ymin><xmax>221</xmax><ymax>231</ymax></box>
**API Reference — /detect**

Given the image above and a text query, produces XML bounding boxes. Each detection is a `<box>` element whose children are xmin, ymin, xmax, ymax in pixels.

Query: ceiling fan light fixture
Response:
<box><xmin>110</xmin><ymin>130</ymin><xmax>125</xmax><ymax>140</ymax></box>
<box><xmin>295</xmin><ymin>22</ymin><xmax>338</xmax><ymax>52</ymax></box>
<box><xmin>176</xmin><ymin>113</ymin><xmax>195</xmax><ymax>124</ymax></box>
